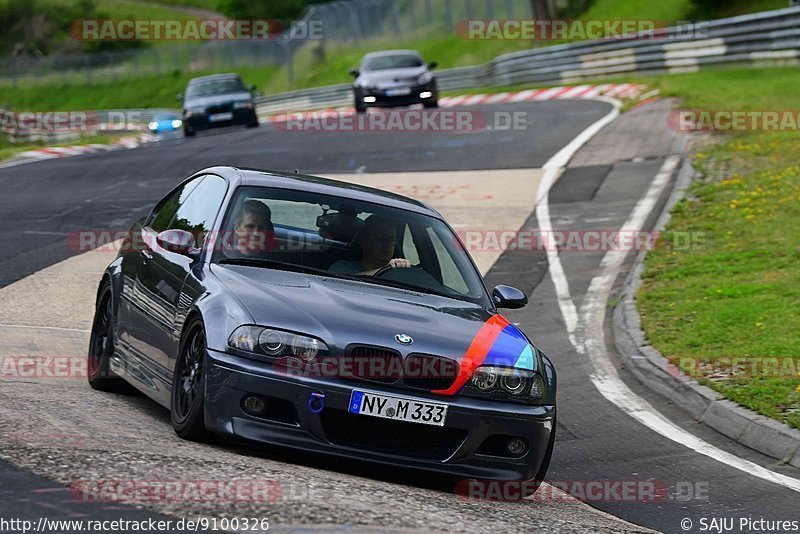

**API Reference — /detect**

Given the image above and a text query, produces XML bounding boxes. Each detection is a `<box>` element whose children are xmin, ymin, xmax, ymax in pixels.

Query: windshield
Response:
<box><xmin>363</xmin><ymin>54</ymin><xmax>423</xmax><ymax>71</ymax></box>
<box><xmin>186</xmin><ymin>78</ymin><xmax>246</xmax><ymax>98</ymax></box>
<box><xmin>212</xmin><ymin>186</ymin><xmax>491</xmax><ymax>307</ymax></box>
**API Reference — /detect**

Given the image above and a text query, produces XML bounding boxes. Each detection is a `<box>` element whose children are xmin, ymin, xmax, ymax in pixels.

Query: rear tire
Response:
<box><xmin>171</xmin><ymin>318</ymin><xmax>209</xmax><ymax>441</ymax></box>
<box><xmin>87</xmin><ymin>282</ymin><xmax>126</xmax><ymax>392</ymax></box>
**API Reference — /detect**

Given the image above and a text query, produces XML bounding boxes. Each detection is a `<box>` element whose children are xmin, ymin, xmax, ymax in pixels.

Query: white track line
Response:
<box><xmin>579</xmin><ymin>155</ymin><xmax>800</xmax><ymax>492</ymax></box>
<box><xmin>538</xmin><ymin>102</ymin><xmax>800</xmax><ymax>492</ymax></box>
<box><xmin>534</xmin><ymin>97</ymin><xmax>621</xmax><ymax>350</ymax></box>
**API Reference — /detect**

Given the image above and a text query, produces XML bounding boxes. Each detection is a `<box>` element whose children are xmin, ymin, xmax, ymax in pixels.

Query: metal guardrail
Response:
<box><xmin>252</xmin><ymin>6</ymin><xmax>800</xmax><ymax>113</ymax></box>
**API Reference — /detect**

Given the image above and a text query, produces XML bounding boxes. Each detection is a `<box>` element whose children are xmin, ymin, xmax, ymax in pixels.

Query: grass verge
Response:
<box><xmin>633</xmin><ymin>66</ymin><xmax>800</xmax><ymax>430</ymax></box>
<box><xmin>0</xmin><ymin>66</ymin><xmax>278</xmax><ymax>111</ymax></box>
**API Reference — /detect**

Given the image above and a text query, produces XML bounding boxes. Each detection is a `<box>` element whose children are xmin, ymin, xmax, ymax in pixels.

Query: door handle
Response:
<box><xmin>141</xmin><ymin>250</ymin><xmax>153</xmax><ymax>261</ymax></box>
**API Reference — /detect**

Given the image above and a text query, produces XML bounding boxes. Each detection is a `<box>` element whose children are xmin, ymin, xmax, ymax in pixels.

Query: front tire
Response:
<box><xmin>523</xmin><ymin>410</ymin><xmax>556</xmax><ymax>498</ymax></box>
<box><xmin>354</xmin><ymin>94</ymin><xmax>367</xmax><ymax>113</ymax></box>
<box><xmin>87</xmin><ymin>282</ymin><xmax>126</xmax><ymax>392</ymax></box>
<box><xmin>184</xmin><ymin>127</ymin><xmax>196</xmax><ymax>137</ymax></box>
<box><xmin>171</xmin><ymin>318</ymin><xmax>209</xmax><ymax>440</ymax></box>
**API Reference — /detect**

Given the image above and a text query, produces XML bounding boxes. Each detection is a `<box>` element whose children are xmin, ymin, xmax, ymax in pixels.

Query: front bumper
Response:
<box><xmin>205</xmin><ymin>348</ymin><xmax>554</xmax><ymax>481</ymax></box>
<box><xmin>184</xmin><ymin>108</ymin><xmax>257</xmax><ymax>132</ymax></box>
<box><xmin>357</xmin><ymin>82</ymin><xmax>437</xmax><ymax>108</ymax></box>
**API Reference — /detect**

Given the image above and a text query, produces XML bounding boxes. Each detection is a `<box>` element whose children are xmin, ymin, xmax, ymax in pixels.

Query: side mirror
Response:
<box><xmin>348</xmin><ymin>68</ymin><xmax>360</xmax><ymax>77</ymax></box>
<box><xmin>249</xmin><ymin>84</ymin><xmax>257</xmax><ymax>92</ymax></box>
<box><xmin>492</xmin><ymin>285</ymin><xmax>527</xmax><ymax>309</ymax></box>
<box><xmin>176</xmin><ymin>94</ymin><xmax>183</xmax><ymax>101</ymax></box>
<box><xmin>427</xmin><ymin>61</ymin><xmax>438</xmax><ymax>69</ymax></box>
<box><xmin>156</xmin><ymin>229</ymin><xmax>198</xmax><ymax>258</ymax></box>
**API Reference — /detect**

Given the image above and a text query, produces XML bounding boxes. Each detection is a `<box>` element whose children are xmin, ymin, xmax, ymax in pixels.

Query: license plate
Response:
<box><xmin>385</xmin><ymin>87</ymin><xmax>411</xmax><ymax>96</ymax></box>
<box><xmin>348</xmin><ymin>390</ymin><xmax>447</xmax><ymax>426</ymax></box>
<box><xmin>208</xmin><ymin>112</ymin><xmax>233</xmax><ymax>122</ymax></box>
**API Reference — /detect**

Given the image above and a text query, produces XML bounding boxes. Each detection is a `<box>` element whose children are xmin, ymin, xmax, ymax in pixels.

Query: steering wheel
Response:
<box><xmin>372</xmin><ymin>264</ymin><xmax>400</xmax><ymax>278</ymax></box>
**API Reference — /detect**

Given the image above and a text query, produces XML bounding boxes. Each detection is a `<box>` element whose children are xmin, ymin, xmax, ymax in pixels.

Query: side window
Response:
<box><xmin>426</xmin><ymin>227</ymin><xmax>469</xmax><ymax>294</ymax></box>
<box><xmin>148</xmin><ymin>178</ymin><xmax>202</xmax><ymax>233</ymax></box>
<box><xmin>168</xmin><ymin>175</ymin><xmax>228</xmax><ymax>247</ymax></box>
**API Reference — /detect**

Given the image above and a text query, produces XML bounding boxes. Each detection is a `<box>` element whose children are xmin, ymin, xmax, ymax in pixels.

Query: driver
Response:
<box><xmin>227</xmin><ymin>199</ymin><xmax>275</xmax><ymax>257</ymax></box>
<box><xmin>329</xmin><ymin>215</ymin><xmax>411</xmax><ymax>276</ymax></box>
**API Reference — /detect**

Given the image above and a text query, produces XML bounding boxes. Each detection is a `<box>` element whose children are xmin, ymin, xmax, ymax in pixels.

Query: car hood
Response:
<box><xmin>183</xmin><ymin>91</ymin><xmax>252</xmax><ymax>109</ymax></box>
<box><xmin>212</xmin><ymin>264</ymin><xmax>537</xmax><ymax>371</ymax></box>
<box><xmin>357</xmin><ymin>66</ymin><xmax>428</xmax><ymax>85</ymax></box>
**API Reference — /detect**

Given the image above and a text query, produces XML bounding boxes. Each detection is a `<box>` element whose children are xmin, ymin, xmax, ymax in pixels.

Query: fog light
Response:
<box><xmin>507</xmin><ymin>437</ymin><xmax>528</xmax><ymax>456</ymax></box>
<box><xmin>242</xmin><ymin>395</ymin><xmax>267</xmax><ymax>415</ymax></box>
<box><xmin>363</xmin><ymin>96</ymin><xmax>376</xmax><ymax>103</ymax></box>
<box><xmin>420</xmin><ymin>91</ymin><xmax>433</xmax><ymax>99</ymax></box>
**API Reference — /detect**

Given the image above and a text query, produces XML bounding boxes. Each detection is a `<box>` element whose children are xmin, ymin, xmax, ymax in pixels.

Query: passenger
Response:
<box><xmin>229</xmin><ymin>199</ymin><xmax>275</xmax><ymax>257</ymax></box>
<box><xmin>329</xmin><ymin>215</ymin><xmax>411</xmax><ymax>275</ymax></box>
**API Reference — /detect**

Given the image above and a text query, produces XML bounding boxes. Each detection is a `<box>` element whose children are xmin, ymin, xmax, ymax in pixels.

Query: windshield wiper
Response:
<box><xmin>217</xmin><ymin>257</ymin><xmax>356</xmax><ymax>280</ymax></box>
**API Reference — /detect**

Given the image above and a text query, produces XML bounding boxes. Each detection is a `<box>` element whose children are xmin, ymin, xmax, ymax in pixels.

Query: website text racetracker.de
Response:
<box><xmin>0</xmin><ymin>517</ymin><xmax>270</xmax><ymax>533</ymax></box>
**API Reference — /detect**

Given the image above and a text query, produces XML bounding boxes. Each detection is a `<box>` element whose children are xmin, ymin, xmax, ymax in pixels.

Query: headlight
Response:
<box><xmin>417</xmin><ymin>72</ymin><xmax>433</xmax><ymax>84</ymax></box>
<box><xmin>233</xmin><ymin>101</ymin><xmax>254</xmax><ymax>109</ymax></box>
<box><xmin>471</xmin><ymin>366</ymin><xmax>499</xmax><ymax>391</ymax></box>
<box><xmin>468</xmin><ymin>365</ymin><xmax>546</xmax><ymax>404</ymax></box>
<box><xmin>171</xmin><ymin>119</ymin><xmax>182</xmax><ymax>129</ymax></box>
<box><xmin>147</xmin><ymin>121</ymin><xmax>158</xmax><ymax>131</ymax></box>
<box><xmin>228</xmin><ymin>325</ymin><xmax>327</xmax><ymax>362</ymax></box>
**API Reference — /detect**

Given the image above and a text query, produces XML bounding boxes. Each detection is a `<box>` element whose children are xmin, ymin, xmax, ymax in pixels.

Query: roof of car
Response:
<box><xmin>362</xmin><ymin>50</ymin><xmax>422</xmax><ymax>59</ymax></box>
<box><xmin>199</xmin><ymin>166</ymin><xmax>440</xmax><ymax>217</ymax></box>
<box><xmin>187</xmin><ymin>73</ymin><xmax>242</xmax><ymax>84</ymax></box>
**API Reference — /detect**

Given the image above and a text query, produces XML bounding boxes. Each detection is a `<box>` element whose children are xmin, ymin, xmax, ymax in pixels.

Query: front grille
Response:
<box><xmin>320</xmin><ymin>408</ymin><xmax>467</xmax><ymax>460</ymax></box>
<box><xmin>343</xmin><ymin>345</ymin><xmax>402</xmax><ymax>384</ymax></box>
<box><xmin>403</xmin><ymin>354</ymin><xmax>459</xmax><ymax>391</ymax></box>
<box><xmin>206</xmin><ymin>103</ymin><xmax>232</xmax><ymax>114</ymax></box>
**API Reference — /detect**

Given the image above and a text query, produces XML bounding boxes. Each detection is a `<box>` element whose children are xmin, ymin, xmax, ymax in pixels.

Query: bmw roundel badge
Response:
<box><xmin>395</xmin><ymin>333</ymin><xmax>413</xmax><ymax>345</ymax></box>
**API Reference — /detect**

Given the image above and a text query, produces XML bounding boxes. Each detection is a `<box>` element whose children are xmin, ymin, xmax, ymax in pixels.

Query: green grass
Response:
<box><xmin>634</xmin><ymin>66</ymin><xmax>800</xmax><ymax>430</ymax></box>
<box><xmin>581</xmin><ymin>0</ymin><xmax>693</xmax><ymax>25</ymax></box>
<box><xmin>0</xmin><ymin>65</ymin><xmax>278</xmax><ymax>111</ymax></box>
<box><xmin>581</xmin><ymin>0</ymin><xmax>785</xmax><ymax>24</ymax></box>
<box><xmin>146</xmin><ymin>0</ymin><xmax>220</xmax><ymax>11</ymax></box>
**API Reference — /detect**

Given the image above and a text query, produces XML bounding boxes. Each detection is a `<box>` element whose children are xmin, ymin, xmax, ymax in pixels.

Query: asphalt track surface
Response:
<box><xmin>0</xmin><ymin>99</ymin><xmax>798</xmax><ymax>533</ymax></box>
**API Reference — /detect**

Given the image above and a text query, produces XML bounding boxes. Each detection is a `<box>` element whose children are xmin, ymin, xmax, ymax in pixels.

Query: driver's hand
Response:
<box><xmin>388</xmin><ymin>258</ymin><xmax>412</xmax><ymax>269</ymax></box>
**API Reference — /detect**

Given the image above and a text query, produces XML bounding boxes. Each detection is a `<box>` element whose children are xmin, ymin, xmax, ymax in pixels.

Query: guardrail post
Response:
<box><xmin>283</xmin><ymin>40</ymin><xmax>295</xmax><ymax>88</ymax></box>
<box><xmin>152</xmin><ymin>48</ymin><xmax>160</xmax><ymax>75</ymax></box>
<box><xmin>445</xmin><ymin>0</ymin><xmax>453</xmax><ymax>30</ymax></box>
<box><xmin>348</xmin><ymin>2</ymin><xmax>363</xmax><ymax>41</ymax></box>
<box><xmin>391</xmin><ymin>0</ymin><xmax>403</xmax><ymax>36</ymax></box>
<box><xmin>84</xmin><ymin>55</ymin><xmax>92</xmax><ymax>85</ymax></box>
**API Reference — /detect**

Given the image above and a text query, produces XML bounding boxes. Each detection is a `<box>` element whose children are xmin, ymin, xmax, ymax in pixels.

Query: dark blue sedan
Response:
<box><xmin>88</xmin><ymin>166</ymin><xmax>556</xmax><ymax>484</ymax></box>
